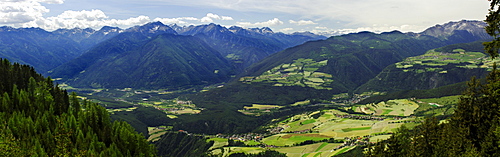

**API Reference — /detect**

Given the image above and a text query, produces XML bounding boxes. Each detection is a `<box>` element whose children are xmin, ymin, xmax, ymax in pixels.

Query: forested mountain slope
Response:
<box><xmin>65</xmin><ymin>34</ymin><xmax>234</xmax><ymax>89</ymax></box>
<box><xmin>0</xmin><ymin>27</ymin><xmax>82</xmax><ymax>74</ymax></box>
<box><xmin>356</xmin><ymin>40</ymin><xmax>491</xmax><ymax>93</ymax></box>
<box><xmin>177</xmin><ymin>21</ymin><xmax>492</xmax><ymax>134</ymax></box>
<box><xmin>48</xmin><ymin>22</ymin><xmax>179</xmax><ymax>86</ymax></box>
<box><xmin>0</xmin><ymin>59</ymin><xmax>155</xmax><ymax>156</ymax></box>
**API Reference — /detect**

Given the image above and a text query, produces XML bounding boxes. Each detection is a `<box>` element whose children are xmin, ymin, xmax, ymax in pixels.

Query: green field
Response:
<box><xmin>274</xmin><ymin>143</ymin><xmax>342</xmax><ymax>157</ymax></box>
<box><xmin>351</xmin><ymin>99</ymin><xmax>419</xmax><ymax>116</ymax></box>
<box><xmin>207</xmin><ymin>138</ymin><xmax>229</xmax><ymax>150</ymax></box>
<box><xmin>211</xmin><ymin>147</ymin><xmax>266</xmax><ymax>156</ymax></box>
<box><xmin>395</xmin><ymin>49</ymin><xmax>500</xmax><ymax>73</ymax></box>
<box><xmin>240</xmin><ymin>58</ymin><xmax>333</xmax><ymax>89</ymax></box>
<box><xmin>262</xmin><ymin>134</ymin><xmax>330</xmax><ymax>146</ymax></box>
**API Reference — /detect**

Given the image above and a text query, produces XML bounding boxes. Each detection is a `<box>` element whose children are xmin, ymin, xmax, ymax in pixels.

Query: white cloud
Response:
<box><xmin>38</xmin><ymin>0</ymin><xmax>63</xmax><ymax>4</ymax></box>
<box><xmin>0</xmin><ymin>0</ymin><xmax>238</xmax><ymax>30</ymax></box>
<box><xmin>160</xmin><ymin>0</ymin><xmax>490</xmax><ymax>32</ymax></box>
<box><xmin>237</xmin><ymin>18</ymin><xmax>283</xmax><ymax>28</ymax></box>
<box><xmin>200</xmin><ymin>13</ymin><xmax>233</xmax><ymax>23</ymax></box>
<box><xmin>0</xmin><ymin>0</ymin><xmax>49</xmax><ymax>24</ymax></box>
<box><xmin>289</xmin><ymin>20</ymin><xmax>317</xmax><ymax>25</ymax></box>
<box><xmin>279</xmin><ymin>27</ymin><xmax>293</xmax><ymax>33</ymax></box>
<box><xmin>315</xmin><ymin>26</ymin><xmax>327</xmax><ymax>30</ymax></box>
<box><xmin>21</xmin><ymin>9</ymin><xmax>151</xmax><ymax>30</ymax></box>
<box><xmin>56</xmin><ymin>10</ymin><xmax>108</xmax><ymax>20</ymax></box>
<box><xmin>311</xmin><ymin>24</ymin><xmax>429</xmax><ymax>37</ymax></box>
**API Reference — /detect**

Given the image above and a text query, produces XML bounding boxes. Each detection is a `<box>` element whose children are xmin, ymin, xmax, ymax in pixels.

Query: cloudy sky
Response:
<box><xmin>0</xmin><ymin>0</ymin><xmax>491</xmax><ymax>35</ymax></box>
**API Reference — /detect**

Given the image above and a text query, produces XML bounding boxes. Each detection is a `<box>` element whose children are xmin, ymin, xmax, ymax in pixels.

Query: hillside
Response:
<box><xmin>48</xmin><ymin>22</ymin><xmax>179</xmax><ymax>85</ymax></box>
<box><xmin>0</xmin><ymin>59</ymin><xmax>156</xmax><ymax>156</ymax></box>
<box><xmin>48</xmin><ymin>22</ymin><xmax>323</xmax><ymax>90</ymax></box>
<box><xmin>52</xmin><ymin>26</ymin><xmax>123</xmax><ymax>51</ymax></box>
<box><xmin>65</xmin><ymin>34</ymin><xmax>234</xmax><ymax>89</ymax></box>
<box><xmin>174</xmin><ymin>23</ymin><xmax>325</xmax><ymax>69</ymax></box>
<box><xmin>0</xmin><ymin>27</ymin><xmax>82</xmax><ymax>74</ymax></box>
<box><xmin>356</xmin><ymin>41</ymin><xmax>492</xmax><ymax>93</ymax></box>
<box><xmin>173</xmin><ymin>21</ymin><xmax>492</xmax><ymax>134</ymax></box>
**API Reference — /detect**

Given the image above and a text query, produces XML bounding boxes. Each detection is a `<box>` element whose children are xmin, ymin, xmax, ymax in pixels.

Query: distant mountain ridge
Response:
<box><xmin>0</xmin><ymin>26</ymin><xmax>82</xmax><ymax>73</ymax></box>
<box><xmin>355</xmin><ymin>40</ymin><xmax>490</xmax><ymax>93</ymax></box>
<box><xmin>171</xmin><ymin>23</ymin><xmax>326</xmax><ymax>68</ymax></box>
<box><xmin>48</xmin><ymin>22</ymin><xmax>325</xmax><ymax>89</ymax></box>
<box><xmin>419</xmin><ymin>20</ymin><xmax>489</xmax><ymax>39</ymax></box>
<box><xmin>178</xmin><ymin>20</ymin><xmax>494</xmax><ymax>133</ymax></box>
<box><xmin>0</xmin><ymin>22</ymin><xmax>324</xmax><ymax>76</ymax></box>
<box><xmin>65</xmin><ymin>34</ymin><xmax>234</xmax><ymax>89</ymax></box>
<box><xmin>52</xmin><ymin>26</ymin><xmax>123</xmax><ymax>51</ymax></box>
<box><xmin>190</xmin><ymin>20</ymin><xmax>492</xmax><ymax>108</ymax></box>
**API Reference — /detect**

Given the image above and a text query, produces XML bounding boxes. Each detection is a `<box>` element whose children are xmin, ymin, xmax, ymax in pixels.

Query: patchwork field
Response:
<box><xmin>238</xmin><ymin>104</ymin><xmax>284</xmax><ymax>116</ymax></box>
<box><xmin>272</xmin><ymin>142</ymin><xmax>343</xmax><ymax>157</ymax></box>
<box><xmin>350</xmin><ymin>99</ymin><xmax>419</xmax><ymax>116</ymax></box>
<box><xmin>240</xmin><ymin>58</ymin><xmax>333</xmax><ymax>89</ymax></box>
<box><xmin>147</xmin><ymin>126</ymin><xmax>171</xmax><ymax>142</ymax></box>
<box><xmin>395</xmin><ymin>49</ymin><xmax>500</xmax><ymax>73</ymax></box>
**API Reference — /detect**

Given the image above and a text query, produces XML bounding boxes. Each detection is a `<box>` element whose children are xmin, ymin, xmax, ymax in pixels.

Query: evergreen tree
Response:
<box><xmin>366</xmin><ymin>1</ymin><xmax>500</xmax><ymax>156</ymax></box>
<box><xmin>0</xmin><ymin>58</ymin><xmax>156</xmax><ymax>156</ymax></box>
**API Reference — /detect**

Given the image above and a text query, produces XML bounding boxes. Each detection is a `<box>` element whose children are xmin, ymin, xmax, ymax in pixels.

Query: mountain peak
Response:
<box><xmin>178</xmin><ymin>23</ymin><xmax>229</xmax><ymax>36</ymax></box>
<box><xmin>126</xmin><ymin>21</ymin><xmax>177</xmax><ymax>35</ymax></box>
<box><xmin>420</xmin><ymin>20</ymin><xmax>488</xmax><ymax>38</ymax></box>
<box><xmin>248</xmin><ymin>27</ymin><xmax>274</xmax><ymax>34</ymax></box>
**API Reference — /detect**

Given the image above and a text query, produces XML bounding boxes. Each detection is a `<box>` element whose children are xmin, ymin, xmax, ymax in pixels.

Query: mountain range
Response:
<box><xmin>175</xmin><ymin>20</ymin><xmax>496</xmax><ymax>133</ymax></box>
<box><xmin>0</xmin><ymin>19</ymin><xmax>496</xmax><ymax>136</ymax></box>
<box><xmin>0</xmin><ymin>20</ymin><xmax>491</xmax><ymax>92</ymax></box>
<box><xmin>0</xmin><ymin>22</ymin><xmax>323</xmax><ymax>77</ymax></box>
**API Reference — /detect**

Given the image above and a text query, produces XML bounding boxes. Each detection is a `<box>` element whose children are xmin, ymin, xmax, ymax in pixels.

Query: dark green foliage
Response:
<box><xmin>49</xmin><ymin>22</ymin><xmax>178</xmax><ymax>83</ymax></box>
<box><xmin>0</xmin><ymin>59</ymin><xmax>156</xmax><ymax>156</ymax></box>
<box><xmin>177</xmin><ymin>82</ymin><xmax>332</xmax><ymax>134</ymax></box>
<box><xmin>356</xmin><ymin>41</ymin><xmax>490</xmax><ymax>93</ymax></box>
<box><xmin>51</xmin><ymin>32</ymin><xmax>235</xmax><ymax>89</ymax></box>
<box><xmin>359</xmin><ymin>81</ymin><xmax>468</xmax><ymax>104</ymax></box>
<box><xmin>367</xmin><ymin>6</ymin><xmax>500</xmax><ymax>155</ymax></box>
<box><xmin>366</xmin><ymin>69</ymin><xmax>500</xmax><ymax>156</ymax></box>
<box><xmin>181</xmin><ymin>27</ymin><xmax>490</xmax><ymax>134</ymax></box>
<box><xmin>70</xmin><ymin>34</ymin><xmax>234</xmax><ymax>89</ymax></box>
<box><xmin>244</xmin><ymin>31</ymin><xmax>442</xmax><ymax>91</ymax></box>
<box><xmin>335</xmin><ymin>146</ymin><xmax>365</xmax><ymax>157</ymax></box>
<box><xmin>111</xmin><ymin>106</ymin><xmax>172</xmax><ymax>136</ymax></box>
<box><xmin>154</xmin><ymin>132</ymin><xmax>213</xmax><ymax>157</ymax></box>
<box><xmin>435</xmin><ymin>40</ymin><xmax>488</xmax><ymax>53</ymax></box>
<box><xmin>228</xmin><ymin>139</ymin><xmax>246</xmax><ymax>146</ymax></box>
<box><xmin>484</xmin><ymin>0</ymin><xmax>500</xmax><ymax>58</ymax></box>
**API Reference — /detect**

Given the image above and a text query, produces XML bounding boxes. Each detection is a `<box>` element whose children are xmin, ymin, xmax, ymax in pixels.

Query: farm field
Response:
<box><xmin>65</xmin><ymin>84</ymin><xmax>460</xmax><ymax>156</ymax></box>
<box><xmin>350</xmin><ymin>99</ymin><xmax>419</xmax><ymax>116</ymax></box>
<box><xmin>395</xmin><ymin>49</ymin><xmax>500</xmax><ymax>73</ymax></box>
<box><xmin>214</xmin><ymin>96</ymin><xmax>458</xmax><ymax>156</ymax></box>
<box><xmin>240</xmin><ymin>58</ymin><xmax>333</xmax><ymax>89</ymax></box>
<box><xmin>238</xmin><ymin>104</ymin><xmax>284</xmax><ymax>116</ymax></box>
<box><xmin>147</xmin><ymin>126</ymin><xmax>171</xmax><ymax>142</ymax></box>
<box><xmin>272</xmin><ymin>142</ymin><xmax>343</xmax><ymax>157</ymax></box>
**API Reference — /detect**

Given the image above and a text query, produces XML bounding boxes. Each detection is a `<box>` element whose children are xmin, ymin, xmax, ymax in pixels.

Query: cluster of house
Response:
<box><xmin>176</xmin><ymin>100</ymin><xmax>192</xmax><ymax>105</ymax></box>
<box><xmin>267</xmin><ymin>126</ymin><xmax>285</xmax><ymax>134</ymax></box>
<box><xmin>332</xmin><ymin>136</ymin><xmax>371</xmax><ymax>151</ymax></box>
<box><xmin>216</xmin><ymin>133</ymin><xmax>265</xmax><ymax>142</ymax></box>
<box><xmin>334</xmin><ymin>114</ymin><xmax>385</xmax><ymax>121</ymax></box>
